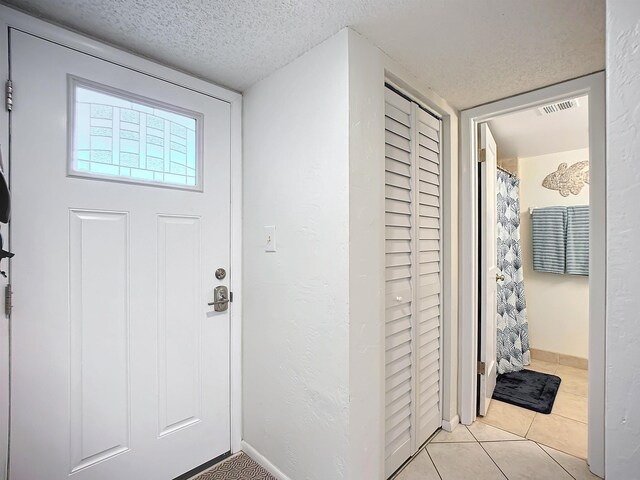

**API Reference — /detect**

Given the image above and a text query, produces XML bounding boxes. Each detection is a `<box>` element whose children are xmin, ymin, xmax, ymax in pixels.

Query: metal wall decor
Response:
<box><xmin>542</xmin><ymin>160</ymin><xmax>590</xmax><ymax>197</ymax></box>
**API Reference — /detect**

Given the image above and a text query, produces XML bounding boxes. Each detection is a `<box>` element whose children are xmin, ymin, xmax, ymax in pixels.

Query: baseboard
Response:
<box><xmin>531</xmin><ymin>348</ymin><xmax>588</xmax><ymax>370</ymax></box>
<box><xmin>442</xmin><ymin>415</ymin><xmax>460</xmax><ymax>432</ymax></box>
<box><xmin>241</xmin><ymin>440</ymin><xmax>293</xmax><ymax>480</ymax></box>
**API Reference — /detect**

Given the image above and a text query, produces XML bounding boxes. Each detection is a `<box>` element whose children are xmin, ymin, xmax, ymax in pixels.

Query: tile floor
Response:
<box><xmin>393</xmin><ymin>359</ymin><xmax>597</xmax><ymax>480</ymax></box>
<box><xmin>393</xmin><ymin>422</ymin><xmax>599</xmax><ymax>480</ymax></box>
<box><xmin>480</xmin><ymin>359</ymin><xmax>589</xmax><ymax>459</ymax></box>
<box><xmin>191</xmin><ymin>360</ymin><xmax>591</xmax><ymax>480</ymax></box>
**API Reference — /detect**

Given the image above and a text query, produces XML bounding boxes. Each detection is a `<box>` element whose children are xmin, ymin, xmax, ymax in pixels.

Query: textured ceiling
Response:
<box><xmin>4</xmin><ymin>0</ymin><xmax>604</xmax><ymax>109</ymax></box>
<box><xmin>489</xmin><ymin>95</ymin><xmax>589</xmax><ymax>160</ymax></box>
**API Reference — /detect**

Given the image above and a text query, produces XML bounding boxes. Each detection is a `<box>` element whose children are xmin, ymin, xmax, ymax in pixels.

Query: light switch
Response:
<box><xmin>264</xmin><ymin>226</ymin><xmax>276</xmax><ymax>252</ymax></box>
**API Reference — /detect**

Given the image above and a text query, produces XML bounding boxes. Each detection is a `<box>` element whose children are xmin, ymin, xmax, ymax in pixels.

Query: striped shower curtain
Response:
<box><xmin>496</xmin><ymin>170</ymin><xmax>530</xmax><ymax>374</ymax></box>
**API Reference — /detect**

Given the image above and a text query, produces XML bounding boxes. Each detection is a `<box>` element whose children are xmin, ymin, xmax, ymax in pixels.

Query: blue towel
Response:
<box><xmin>566</xmin><ymin>206</ymin><xmax>590</xmax><ymax>275</ymax></box>
<box><xmin>532</xmin><ymin>206</ymin><xmax>567</xmax><ymax>274</ymax></box>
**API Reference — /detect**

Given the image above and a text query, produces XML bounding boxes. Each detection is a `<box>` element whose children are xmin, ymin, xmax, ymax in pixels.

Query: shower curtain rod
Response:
<box><xmin>497</xmin><ymin>164</ymin><xmax>518</xmax><ymax>178</ymax></box>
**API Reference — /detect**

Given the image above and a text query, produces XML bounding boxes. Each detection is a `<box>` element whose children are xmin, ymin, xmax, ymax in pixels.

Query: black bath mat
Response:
<box><xmin>493</xmin><ymin>369</ymin><xmax>561</xmax><ymax>414</ymax></box>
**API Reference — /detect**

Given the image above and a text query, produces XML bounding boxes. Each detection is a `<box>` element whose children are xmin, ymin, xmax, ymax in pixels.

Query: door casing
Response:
<box><xmin>0</xmin><ymin>6</ymin><xmax>243</xmax><ymax>479</ymax></box>
<box><xmin>459</xmin><ymin>72</ymin><xmax>606</xmax><ymax>477</ymax></box>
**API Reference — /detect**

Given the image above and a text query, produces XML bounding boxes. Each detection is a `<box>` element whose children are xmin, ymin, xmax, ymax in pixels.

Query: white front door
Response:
<box><xmin>478</xmin><ymin>123</ymin><xmax>498</xmax><ymax>416</ymax></box>
<box><xmin>9</xmin><ymin>30</ymin><xmax>231</xmax><ymax>479</ymax></box>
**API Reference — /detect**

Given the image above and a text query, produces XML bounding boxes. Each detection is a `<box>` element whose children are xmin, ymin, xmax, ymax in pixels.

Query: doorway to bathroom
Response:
<box><xmin>459</xmin><ymin>73</ymin><xmax>605</xmax><ymax>478</ymax></box>
<box><xmin>479</xmin><ymin>92</ymin><xmax>590</xmax><ymax>453</ymax></box>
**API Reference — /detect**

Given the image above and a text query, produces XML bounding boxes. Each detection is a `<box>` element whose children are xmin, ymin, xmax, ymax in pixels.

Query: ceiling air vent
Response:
<box><xmin>538</xmin><ymin>98</ymin><xmax>580</xmax><ymax>115</ymax></box>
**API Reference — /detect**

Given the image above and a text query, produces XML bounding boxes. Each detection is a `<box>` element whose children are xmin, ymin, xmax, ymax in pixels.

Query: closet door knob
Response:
<box><xmin>496</xmin><ymin>273</ymin><xmax>505</xmax><ymax>282</ymax></box>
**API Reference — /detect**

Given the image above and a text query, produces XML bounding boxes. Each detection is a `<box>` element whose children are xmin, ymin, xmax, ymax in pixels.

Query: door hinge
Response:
<box><xmin>477</xmin><ymin>361</ymin><xmax>486</xmax><ymax>375</ymax></box>
<box><xmin>5</xmin><ymin>80</ymin><xmax>12</xmax><ymax>112</ymax></box>
<box><xmin>5</xmin><ymin>284</ymin><xmax>12</xmax><ymax>317</ymax></box>
<box><xmin>229</xmin><ymin>291</ymin><xmax>233</xmax><ymax>302</ymax></box>
<box><xmin>478</xmin><ymin>148</ymin><xmax>486</xmax><ymax>163</ymax></box>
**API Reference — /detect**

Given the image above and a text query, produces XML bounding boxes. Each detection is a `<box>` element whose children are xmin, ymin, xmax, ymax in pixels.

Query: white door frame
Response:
<box><xmin>0</xmin><ymin>5</ymin><xmax>243</xmax><ymax>478</ymax></box>
<box><xmin>459</xmin><ymin>72</ymin><xmax>605</xmax><ymax>477</ymax></box>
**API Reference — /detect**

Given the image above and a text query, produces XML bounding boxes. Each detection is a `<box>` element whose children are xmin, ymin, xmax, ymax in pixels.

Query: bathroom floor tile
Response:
<box><xmin>528</xmin><ymin>359</ymin><xmax>559</xmax><ymax>375</ymax></box>
<box><xmin>557</xmin><ymin>372</ymin><xmax>589</xmax><ymax>397</ymax></box>
<box><xmin>427</xmin><ymin>442</ymin><xmax>506</xmax><ymax>480</ymax></box>
<box><xmin>479</xmin><ymin>400</ymin><xmax>536</xmax><ymax>437</ymax></box>
<box><xmin>552</xmin><ymin>391</ymin><xmax>588</xmax><ymax>423</ymax></box>
<box><xmin>539</xmin><ymin>445</ymin><xmax>602</xmax><ymax>479</ymax></box>
<box><xmin>556</xmin><ymin>364</ymin><xmax>589</xmax><ymax>379</ymax></box>
<box><xmin>467</xmin><ymin>421</ymin><xmax>525</xmax><ymax>442</ymax></box>
<box><xmin>526</xmin><ymin>413</ymin><xmax>588</xmax><ymax>459</ymax></box>
<box><xmin>431</xmin><ymin>424</ymin><xmax>476</xmax><ymax>443</ymax></box>
<box><xmin>481</xmin><ymin>440</ymin><xmax>573</xmax><ymax>480</ymax></box>
<box><xmin>394</xmin><ymin>450</ymin><xmax>440</xmax><ymax>480</ymax></box>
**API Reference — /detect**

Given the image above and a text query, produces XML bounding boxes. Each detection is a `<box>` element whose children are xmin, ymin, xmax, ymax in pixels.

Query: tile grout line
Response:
<box><xmin>465</xmin><ymin>424</ymin><xmax>480</xmax><ymax>442</ymax></box>
<box><xmin>390</xmin><ymin>430</ymin><xmax>438</xmax><ymax>479</ymax></box>
<box><xmin>476</xmin><ymin>439</ymin><xmax>530</xmax><ymax>443</ymax></box>
<box><xmin>477</xmin><ymin>439</ymin><xmax>509</xmax><ymax>480</ymax></box>
<box><xmin>524</xmin><ymin>412</ymin><xmax>536</xmax><ymax>438</ymax></box>
<box><xmin>469</xmin><ymin>420</ymin><xmax>530</xmax><ymax>442</ymax></box>
<box><xmin>550</xmin><ymin>411</ymin><xmax>589</xmax><ymax>424</ymax></box>
<box><xmin>430</xmin><ymin>440</ymin><xmax>477</xmax><ymax>443</ymax></box>
<box><xmin>533</xmin><ymin>442</ymin><xmax>579</xmax><ymax>480</ymax></box>
<box><xmin>424</xmin><ymin>444</ymin><xmax>443</xmax><ymax>480</ymax></box>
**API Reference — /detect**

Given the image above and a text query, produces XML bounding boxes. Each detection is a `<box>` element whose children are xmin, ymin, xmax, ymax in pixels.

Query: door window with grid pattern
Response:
<box><xmin>70</xmin><ymin>79</ymin><xmax>201</xmax><ymax>189</ymax></box>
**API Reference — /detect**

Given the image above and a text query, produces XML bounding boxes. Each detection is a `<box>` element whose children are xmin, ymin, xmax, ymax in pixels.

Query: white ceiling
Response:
<box><xmin>4</xmin><ymin>0</ymin><xmax>604</xmax><ymax>109</ymax></box>
<box><xmin>488</xmin><ymin>95</ymin><xmax>589</xmax><ymax>160</ymax></box>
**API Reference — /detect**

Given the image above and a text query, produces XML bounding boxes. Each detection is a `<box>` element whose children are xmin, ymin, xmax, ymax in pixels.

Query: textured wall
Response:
<box><xmin>242</xmin><ymin>30</ymin><xmax>350</xmax><ymax>480</ymax></box>
<box><xmin>347</xmin><ymin>29</ymin><xmax>386</xmax><ymax>480</ymax></box>
<box><xmin>606</xmin><ymin>1</ymin><xmax>640</xmax><ymax>477</ymax></box>
<box><xmin>518</xmin><ymin>148</ymin><xmax>590</xmax><ymax>359</ymax></box>
<box><xmin>346</xmin><ymin>30</ymin><xmax>460</xmax><ymax>480</ymax></box>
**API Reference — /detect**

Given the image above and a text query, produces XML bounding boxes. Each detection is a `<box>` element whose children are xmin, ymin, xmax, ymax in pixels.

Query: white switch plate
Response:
<box><xmin>264</xmin><ymin>225</ymin><xmax>276</xmax><ymax>252</ymax></box>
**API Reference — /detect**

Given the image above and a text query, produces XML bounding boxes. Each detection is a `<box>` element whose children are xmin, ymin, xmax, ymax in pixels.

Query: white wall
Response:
<box><xmin>347</xmin><ymin>30</ymin><xmax>386</xmax><ymax>479</ymax></box>
<box><xmin>518</xmin><ymin>148</ymin><xmax>590</xmax><ymax>359</ymax></box>
<box><xmin>243</xmin><ymin>27</ymin><xmax>459</xmax><ymax>480</ymax></box>
<box><xmin>346</xmin><ymin>29</ymin><xmax>460</xmax><ymax>478</ymax></box>
<box><xmin>242</xmin><ymin>29</ymin><xmax>351</xmax><ymax>480</ymax></box>
<box><xmin>606</xmin><ymin>1</ymin><xmax>640</xmax><ymax>477</ymax></box>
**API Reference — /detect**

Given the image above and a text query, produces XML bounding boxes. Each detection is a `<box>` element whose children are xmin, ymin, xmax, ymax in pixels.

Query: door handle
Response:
<box><xmin>208</xmin><ymin>285</ymin><xmax>230</xmax><ymax>312</ymax></box>
<box><xmin>208</xmin><ymin>298</ymin><xmax>229</xmax><ymax>307</ymax></box>
<box><xmin>496</xmin><ymin>273</ymin><xmax>505</xmax><ymax>282</ymax></box>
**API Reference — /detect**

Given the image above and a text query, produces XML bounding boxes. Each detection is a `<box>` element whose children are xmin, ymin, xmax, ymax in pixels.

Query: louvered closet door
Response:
<box><xmin>384</xmin><ymin>89</ymin><xmax>414</xmax><ymax>477</ymax></box>
<box><xmin>414</xmin><ymin>107</ymin><xmax>443</xmax><ymax>446</ymax></box>
<box><xmin>384</xmin><ymin>87</ymin><xmax>442</xmax><ymax>478</ymax></box>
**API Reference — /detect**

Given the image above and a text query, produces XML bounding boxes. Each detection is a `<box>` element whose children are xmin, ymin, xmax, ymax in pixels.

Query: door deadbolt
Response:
<box><xmin>215</xmin><ymin>268</ymin><xmax>226</xmax><ymax>280</ymax></box>
<box><xmin>208</xmin><ymin>285</ymin><xmax>230</xmax><ymax>312</ymax></box>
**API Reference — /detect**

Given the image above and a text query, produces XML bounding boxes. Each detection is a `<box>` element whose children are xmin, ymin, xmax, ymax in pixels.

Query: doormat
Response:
<box><xmin>493</xmin><ymin>369</ymin><xmax>561</xmax><ymax>414</ymax></box>
<box><xmin>191</xmin><ymin>452</ymin><xmax>276</xmax><ymax>480</ymax></box>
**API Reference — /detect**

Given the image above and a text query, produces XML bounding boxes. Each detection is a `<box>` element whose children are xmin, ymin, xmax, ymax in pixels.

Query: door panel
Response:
<box><xmin>10</xmin><ymin>30</ymin><xmax>231</xmax><ymax>479</ymax></box>
<box><xmin>414</xmin><ymin>108</ymin><xmax>442</xmax><ymax>447</ymax></box>
<box><xmin>69</xmin><ymin>210</ymin><xmax>130</xmax><ymax>472</ymax></box>
<box><xmin>384</xmin><ymin>87</ymin><xmax>442</xmax><ymax>478</ymax></box>
<box><xmin>157</xmin><ymin>215</ymin><xmax>203</xmax><ymax>437</ymax></box>
<box><xmin>478</xmin><ymin>123</ymin><xmax>498</xmax><ymax>416</ymax></box>
<box><xmin>384</xmin><ymin>89</ymin><xmax>414</xmax><ymax>478</ymax></box>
